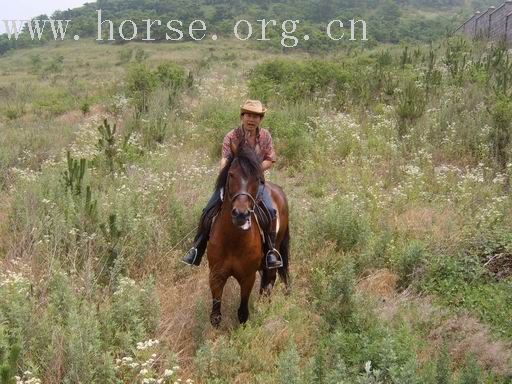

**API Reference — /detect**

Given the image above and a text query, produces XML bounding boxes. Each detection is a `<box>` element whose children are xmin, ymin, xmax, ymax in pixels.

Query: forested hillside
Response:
<box><xmin>0</xmin><ymin>0</ymin><xmax>491</xmax><ymax>55</ymax></box>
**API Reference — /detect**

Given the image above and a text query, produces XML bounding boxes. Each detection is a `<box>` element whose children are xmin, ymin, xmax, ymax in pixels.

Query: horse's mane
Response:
<box><xmin>214</xmin><ymin>142</ymin><xmax>263</xmax><ymax>191</ymax></box>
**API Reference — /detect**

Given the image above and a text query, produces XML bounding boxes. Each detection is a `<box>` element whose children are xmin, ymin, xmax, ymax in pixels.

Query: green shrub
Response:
<box><xmin>134</xmin><ymin>47</ymin><xmax>148</xmax><ymax>62</ymax></box>
<box><xmin>277</xmin><ymin>342</ymin><xmax>301</xmax><ymax>384</ymax></box>
<box><xmin>489</xmin><ymin>96</ymin><xmax>512</xmax><ymax>172</ymax></box>
<box><xmin>435</xmin><ymin>345</ymin><xmax>452</xmax><ymax>384</ymax></box>
<box><xmin>443</xmin><ymin>38</ymin><xmax>469</xmax><ymax>85</ymax></box>
<box><xmin>391</xmin><ymin>241</ymin><xmax>427</xmax><ymax>288</ymax></box>
<box><xmin>117</xmin><ymin>47</ymin><xmax>134</xmax><ymax>64</ymax></box>
<box><xmin>106</xmin><ymin>276</ymin><xmax>160</xmax><ymax>351</ymax></box>
<box><xmin>156</xmin><ymin>62</ymin><xmax>186</xmax><ymax>89</ymax></box>
<box><xmin>0</xmin><ymin>329</ymin><xmax>21</xmax><ymax>384</ymax></box>
<box><xmin>263</xmin><ymin>102</ymin><xmax>316</xmax><ymax>168</ymax></box>
<box><xmin>311</xmin><ymin>262</ymin><xmax>356</xmax><ymax>329</ymax></box>
<box><xmin>96</xmin><ymin>119</ymin><xmax>120</xmax><ymax>174</ymax></box>
<box><xmin>458</xmin><ymin>355</ymin><xmax>482</xmax><ymax>384</ymax></box>
<box><xmin>396</xmin><ymin>80</ymin><xmax>426</xmax><ymax>138</ymax></box>
<box><xmin>195</xmin><ymin>101</ymin><xmax>239</xmax><ymax>160</ymax></box>
<box><xmin>125</xmin><ymin>63</ymin><xmax>157</xmax><ymax>115</ymax></box>
<box><xmin>80</xmin><ymin>99</ymin><xmax>91</xmax><ymax>115</ymax></box>
<box><xmin>248</xmin><ymin>59</ymin><xmax>350</xmax><ymax>103</ymax></box>
<box><xmin>314</xmin><ymin>198</ymin><xmax>369</xmax><ymax>252</ymax></box>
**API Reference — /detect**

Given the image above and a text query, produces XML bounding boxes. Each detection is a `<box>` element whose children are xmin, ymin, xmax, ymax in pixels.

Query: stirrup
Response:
<box><xmin>181</xmin><ymin>247</ymin><xmax>198</xmax><ymax>266</ymax></box>
<box><xmin>265</xmin><ymin>248</ymin><xmax>283</xmax><ymax>269</ymax></box>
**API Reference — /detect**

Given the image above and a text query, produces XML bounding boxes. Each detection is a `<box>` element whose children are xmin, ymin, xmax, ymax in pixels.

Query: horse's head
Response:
<box><xmin>216</xmin><ymin>143</ymin><xmax>263</xmax><ymax>230</ymax></box>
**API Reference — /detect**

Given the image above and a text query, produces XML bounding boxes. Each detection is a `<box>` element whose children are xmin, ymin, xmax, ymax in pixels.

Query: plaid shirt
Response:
<box><xmin>222</xmin><ymin>125</ymin><xmax>276</xmax><ymax>163</ymax></box>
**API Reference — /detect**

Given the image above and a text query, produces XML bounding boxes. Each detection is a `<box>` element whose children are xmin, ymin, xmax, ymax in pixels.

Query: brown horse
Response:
<box><xmin>207</xmin><ymin>144</ymin><xmax>290</xmax><ymax>327</ymax></box>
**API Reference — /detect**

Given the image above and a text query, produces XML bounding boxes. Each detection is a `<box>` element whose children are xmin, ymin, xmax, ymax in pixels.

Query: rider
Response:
<box><xmin>182</xmin><ymin>99</ymin><xmax>283</xmax><ymax>269</ymax></box>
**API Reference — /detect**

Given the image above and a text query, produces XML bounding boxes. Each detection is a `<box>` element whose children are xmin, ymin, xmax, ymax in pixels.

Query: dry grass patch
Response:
<box><xmin>356</xmin><ymin>268</ymin><xmax>399</xmax><ymax>299</ymax></box>
<box><xmin>428</xmin><ymin>314</ymin><xmax>512</xmax><ymax>376</ymax></box>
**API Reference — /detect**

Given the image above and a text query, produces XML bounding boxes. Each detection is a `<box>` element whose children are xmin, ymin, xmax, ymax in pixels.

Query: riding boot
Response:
<box><xmin>182</xmin><ymin>232</ymin><xmax>208</xmax><ymax>266</ymax></box>
<box><xmin>265</xmin><ymin>216</ymin><xmax>283</xmax><ymax>269</ymax></box>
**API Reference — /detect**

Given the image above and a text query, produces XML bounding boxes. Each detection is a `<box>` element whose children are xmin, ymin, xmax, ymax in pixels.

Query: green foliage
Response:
<box><xmin>106</xmin><ymin>276</ymin><xmax>160</xmax><ymax>351</ymax></box>
<box><xmin>97</xmin><ymin>119</ymin><xmax>119</xmax><ymax>174</ymax></box>
<box><xmin>420</xmin><ymin>251</ymin><xmax>512</xmax><ymax>338</ymax></box>
<box><xmin>99</xmin><ymin>213</ymin><xmax>124</xmax><ymax>283</ymax></box>
<box><xmin>156</xmin><ymin>62</ymin><xmax>186</xmax><ymax>89</ymax></box>
<box><xmin>489</xmin><ymin>96</ymin><xmax>512</xmax><ymax>172</ymax></box>
<box><xmin>435</xmin><ymin>345</ymin><xmax>452</xmax><ymax>384</ymax></box>
<box><xmin>5</xmin><ymin>25</ymin><xmax>512</xmax><ymax>384</ymax></box>
<box><xmin>311</xmin><ymin>262</ymin><xmax>356</xmax><ymax>328</ymax></box>
<box><xmin>391</xmin><ymin>241</ymin><xmax>427</xmax><ymax>288</ymax></box>
<box><xmin>125</xmin><ymin>63</ymin><xmax>157</xmax><ymax>115</ymax></box>
<box><xmin>1</xmin><ymin>83</ymin><xmax>29</xmax><ymax>120</ymax></box>
<box><xmin>310</xmin><ymin>298</ymin><xmax>425</xmax><ymax>383</ymax></box>
<box><xmin>43</xmin><ymin>55</ymin><xmax>64</xmax><ymax>75</ymax></box>
<box><xmin>443</xmin><ymin>38</ymin><xmax>469</xmax><ymax>85</ymax></box>
<box><xmin>117</xmin><ymin>47</ymin><xmax>134</xmax><ymax>64</ymax></box>
<box><xmin>249</xmin><ymin>59</ymin><xmax>350</xmax><ymax>104</ymax></box>
<box><xmin>0</xmin><ymin>335</ymin><xmax>21</xmax><ymax>384</ymax></box>
<box><xmin>61</xmin><ymin>152</ymin><xmax>100</xmax><ymax>240</ymax></box>
<box><xmin>263</xmin><ymin>102</ymin><xmax>316</xmax><ymax>168</ymax></box>
<box><xmin>195</xmin><ymin>336</ymin><xmax>241</xmax><ymax>382</ymax></box>
<box><xmin>313</xmin><ymin>198</ymin><xmax>369</xmax><ymax>252</ymax></box>
<box><xmin>31</xmin><ymin>87</ymin><xmax>76</xmax><ymax>116</ymax></box>
<box><xmin>63</xmin><ymin>151</ymin><xmax>86</xmax><ymax>196</ymax></box>
<box><xmin>400</xmin><ymin>46</ymin><xmax>412</xmax><ymax>69</ymax></box>
<box><xmin>458</xmin><ymin>355</ymin><xmax>482</xmax><ymax>384</ymax></box>
<box><xmin>80</xmin><ymin>99</ymin><xmax>91</xmax><ymax>115</ymax></box>
<box><xmin>134</xmin><ymin>47</ymin><xmax>149</xmax><ymax>63</ymax></box>
<box><xmin>425</xmin><ymin>47</ymin><xmax>443</xmax><ymax>96</ymax></box>
<box><xmin>195</xmin><ymin>100</ymin><xmax>239</xmax><ymax>159</ymax></box>
<box><xmin>396</xmin><ymin>79</ymin><xmax>426</xmax><ymax>138</ymax></box>
<box><xmin>489</xmin><ymin>45</ymin><xmax>512</xmax><ymax>98</ymax></box>
<box><xmin>277</xmin><ymin>343</ymin><xmax>301</xmax><ymax>384</ymax></box>
<box><xmin>0</xmin><ymin>0</ymin><xmax>463</xmax><ymax>58</ymax></box>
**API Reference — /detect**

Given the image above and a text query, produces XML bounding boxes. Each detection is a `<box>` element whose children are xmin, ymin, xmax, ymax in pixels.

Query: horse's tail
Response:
<box><xmin>278</xmin><ymin>225</ymin><xmax>290</xmax><ymax>290</ymax></box>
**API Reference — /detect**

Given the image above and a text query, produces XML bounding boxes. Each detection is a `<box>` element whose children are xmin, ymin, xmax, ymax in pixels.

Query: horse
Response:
<box><xmin>206</xmin><ymin>143</ymin><xmax>290</xmax><ymax>327</ymax></box>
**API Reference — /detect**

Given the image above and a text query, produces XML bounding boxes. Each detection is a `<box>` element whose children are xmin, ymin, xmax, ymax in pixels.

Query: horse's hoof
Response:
<box><xmin>210</xmin><ymin>313</ymin><xmax>222</xmax><ymax>328</ymax></box>
<box><xmin>238</xmin><ymin>309</ymin><xmax>249</xmax><ymax>324</ymax></box>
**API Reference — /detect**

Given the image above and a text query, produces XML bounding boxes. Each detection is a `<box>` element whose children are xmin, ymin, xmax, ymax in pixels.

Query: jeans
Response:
<box><xmin>258</xmin><ymin>183</ymin><xmax>276</xmax><ymax>219</ymax></box>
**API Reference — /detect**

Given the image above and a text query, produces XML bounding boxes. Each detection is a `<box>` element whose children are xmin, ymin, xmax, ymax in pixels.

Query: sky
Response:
<box><xmin>0</xmin><ymin>0</ymin><xmax>89</xmax><ymax>33</ymax></box>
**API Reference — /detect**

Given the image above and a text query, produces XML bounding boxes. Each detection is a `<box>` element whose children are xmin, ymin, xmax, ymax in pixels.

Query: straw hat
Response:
<box><xmin>240</xmin><ymin>99</ymin><xmax>267</xmax><ymax>116</ymax></box>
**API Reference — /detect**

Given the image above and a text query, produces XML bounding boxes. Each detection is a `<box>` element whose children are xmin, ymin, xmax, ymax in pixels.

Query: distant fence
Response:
<box><xmin>455</xmin><ymin>0</ymin><xmax>512</xmax><ymax>44</ymax></box>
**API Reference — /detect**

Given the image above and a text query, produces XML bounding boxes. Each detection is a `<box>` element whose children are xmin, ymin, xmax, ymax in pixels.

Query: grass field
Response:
<box><xmin>0</xmin><ymin>36</ymin><xmax>511</xmax><ymax>383</ymax></box>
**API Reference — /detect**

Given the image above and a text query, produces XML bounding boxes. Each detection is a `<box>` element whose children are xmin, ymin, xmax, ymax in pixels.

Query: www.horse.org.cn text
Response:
<box><xmin>1</xmin><ymin>11</ymin><xmax>369</xmax><ymax>48</ymax></box>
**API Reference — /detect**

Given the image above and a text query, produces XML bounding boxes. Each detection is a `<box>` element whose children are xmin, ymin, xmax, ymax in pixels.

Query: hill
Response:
<box><xmin>0</xmin><ymin>0</ymin><xmax>485</xmax><ymax>55</ymax></box>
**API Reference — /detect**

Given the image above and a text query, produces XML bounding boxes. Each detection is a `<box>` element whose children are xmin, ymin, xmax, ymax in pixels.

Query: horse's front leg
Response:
<box><xmin>209</xmin><ymin>271</ymin><xmax>228</xmax><ymax>328</ymax></box>
<box><xmin>237</xmin><ymin>273</ymin><xmax>256</xmax><ymax>324</ymax></box>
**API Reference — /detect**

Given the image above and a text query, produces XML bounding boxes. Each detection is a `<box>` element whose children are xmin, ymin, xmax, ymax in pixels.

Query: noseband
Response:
<box><xmin>230</xmin><ymin>191</ymin><xmax>257</xmax><ymax>213</ymax></box>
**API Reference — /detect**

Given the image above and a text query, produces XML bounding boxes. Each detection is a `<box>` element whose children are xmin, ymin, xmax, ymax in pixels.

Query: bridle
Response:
<box><xmin>225</xmin><ymin>165</ymin><xmax>261</xmax><ymax>214</ymax></box>
<box><xmin>224</xmin><ymin>161</ymin><xmax>266</xmax><ymax>238</ymax></box>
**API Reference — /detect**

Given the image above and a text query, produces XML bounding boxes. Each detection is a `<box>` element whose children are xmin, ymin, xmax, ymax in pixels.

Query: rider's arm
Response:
<box><xmin>220</xmin><ymin>157</ymin><xmax>229</xmax><ymax>170</ymax></box>
<box><xmin>261</xmin><ymin>129</ymin><xmax>276</xmax><ymax>172</ymax></box>
<box><xmin>221</xmin><ymin>130</ymin><xmax>235</xmax><ymax>171</ymax></box>
<box><xmin>261</xmin><ymin>160</ymin><xmax>273</xmax><ymax>171</ymax></box>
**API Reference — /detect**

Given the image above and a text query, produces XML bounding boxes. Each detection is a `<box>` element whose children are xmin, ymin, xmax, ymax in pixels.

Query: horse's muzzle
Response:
<box><xmin>231</xmin><ymin>209</ymin><xmax>252</xmax><ymax>230</ymax></box>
